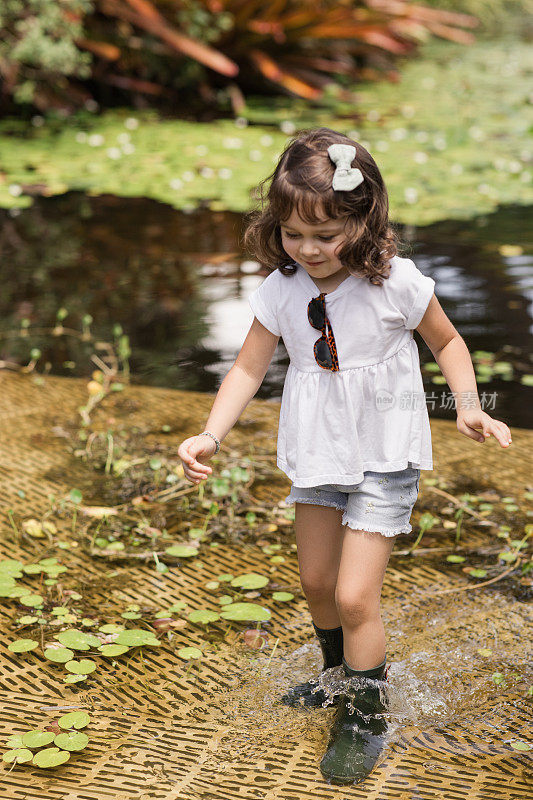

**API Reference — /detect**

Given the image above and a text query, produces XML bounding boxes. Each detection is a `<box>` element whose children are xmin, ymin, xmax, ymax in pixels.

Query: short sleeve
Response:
<box><xmin>247</xmin><ymin>270</ymin><xmax>281</xmax><ymax>336</ymax></box>
<box><xmin>392</xmin><ymin>258</ymin><xmax>435</xmax><ymax>330</ymax></box>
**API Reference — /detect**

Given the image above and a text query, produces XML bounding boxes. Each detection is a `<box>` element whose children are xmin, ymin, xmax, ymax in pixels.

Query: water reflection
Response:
<box><xmin>0</xmin><ymin>193</ymin><xmax>531</xmax><ymax>425</ymax></box>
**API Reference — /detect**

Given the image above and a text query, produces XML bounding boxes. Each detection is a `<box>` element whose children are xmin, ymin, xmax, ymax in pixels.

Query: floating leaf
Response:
<box><xmin>19</xmin><ymin>594</ymin><xmax>44</xmax><ymax>607</ymax></box>
<box><xmin>5</xmin><ymin>734</ymin><xmax>24</xmax><ymax>748</ymax></box>
<box><xmin>54</xmin><ymin>731</ymin><xmax>89</xmax><ymax>751</ymax></box>
<box><xmin>510</xmin><ymin>740</ymin><xmax>532</xmax><ymax>751</ymax></box>
<box><xmin>44</xmin><ymin>647</ymin><xmax>74</xmax><ymax>663</ymax></box>
<box><xmin>167</xmin><ymin>602</ymin><xmax>187</xmax><ymax>613</ymax></box>
<box><xmin>0</xmin><ymin>559</ymin><xmax>23</xmax><ymax>575</ymax></box>
<box><xmin>99</xmin><ymin>623</ymin><xmax>124</xmax><ymax>633</ymax></box>
<box><xmin>499</xmin><ymin>551</ymin><xmax>518</xmax><ymax>562</ymax></box>
<box><xmin>230</xmin><ymin>573</ymin><xmax>269</xmax><ymax>590</ymax></box>
<box><xmin>32</xmin><ymin>747</ymin><xmax>70</xmax><ymax>768</ymax></box>
<box><xmin>2</xmin><ymin>748</ymin><xmax>33</xmax><ymax>764</ymax></box>
<box><xmin>115</xmin><ymin>629</ymin><xmax>160</xmax><ymax>647</ymax></box>
<box><xmin>446</xmin><ymin>555</ymin><xmax>466</xmax><ymax>563</ymax></box>
<box><xmin>99</xmin><ymin>644</ymin><xmax>130</xmax><ymax>656</ymax></box>
<box><xmin>63</xmin><ymin>674</ymin><xmax>86</xmax><ymax>684</ymax></box>
<box><xmin>187</xmin><ymin>610</ymin><xmax>220</xmax><ymax>625</ymax></box>
<box><xmin>219</xmin><ymin>603</ymin><xmax>271</xmax><ymax>622</ymax></box>
<box><xmin>65</xmin><ymin>659</ymin><xmax>96</xmax><ymax>675</ymax></box>
<box><xmin>58</xmin><ymin>710</ymin><xmax>91</xmax><ymax>730</ymax></box>
<box><xmin>8</xmin><ymin>638</ymin><xmax>39</xmax><ymax>653</ymax></box>
<box><xmin>57</xmin><ymin>629</ymin><xmax>100</xmax><ymax>650</ymax></box>
<box><xmin>272</xmin><ymin>591</ymin><xmax>294</xmax><ymax>602</ymax></box>
<box><xmin>22</xmin><ymin>730</ymin><xmax>55</xmax><ymax>748</ymax></box>
<box><xmin>164</xmin><ymin>544</ymin><xmax>198</xmax><ymax>558</ymax></box>
<box><xmin>177</xmin><ymin>646</ymin><xmax>203</xmax><ymax>660</ymax></box>
<box><xmin>468</xmin><ymin>568</ymin><xmax>488</xmax><ymax>578</ymax></box>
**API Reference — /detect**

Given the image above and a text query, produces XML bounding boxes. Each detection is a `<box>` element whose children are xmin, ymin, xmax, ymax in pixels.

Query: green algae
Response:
<box><xmin>0</xmin><ymin>36</ymin><xmax>531</xmax><ymax>226</ymax></box>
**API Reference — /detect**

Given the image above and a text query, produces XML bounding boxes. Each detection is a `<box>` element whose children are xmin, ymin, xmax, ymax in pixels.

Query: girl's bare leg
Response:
<box><xmin>294</xmin><ymin>503</ymin><xmax>344</xmax><ymax>628</ymax></box>
<box><xmin>335</xmin><ymin>528</ymin><xmax>395</xmax><ymax>669</ymax></box>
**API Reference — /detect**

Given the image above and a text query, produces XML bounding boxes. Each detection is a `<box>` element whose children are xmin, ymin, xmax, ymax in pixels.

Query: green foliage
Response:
<box><xmin>0</xmin><ymin>0</ymin><xmax>93</xmax><ymax>107</ymax></box>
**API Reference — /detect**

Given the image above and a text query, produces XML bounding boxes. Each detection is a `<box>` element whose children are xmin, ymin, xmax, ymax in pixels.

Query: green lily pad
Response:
<box><xmin>8</xmin><ymin>638</ymin><xmax>39</xmax><ymax>653</ymax></box>
<box><xmin>230</xmin><ymin>573</ymin><xmax>269</xmax><ymax>590</ymax></box>
<box><xmin>99</xmin><ymin>643</ymin><xmax>130</xmax><ymax>656</ymax></box>
<box><xmin>5</xmin><ymin>734</ymin><xmax>24</xmax><ymax>749</ymax></box>
<box><xmin>167</xmin><ymin>602</ymin><xmax>187</xmax><ymax>612</ymax></box>
<box><xmin>32</xmin><ymin>747</ymin><xmax>70</xmax><ymax>768</ymax></box>
<box><xmin>65</xmin><ymin>659</ymin><xmax>96</xmax><ymax>675</ymax></box>
<box><xmin>54</xmin><ymin>731</ymin><xmax>89</xmax><ymax>751</ymax></box>
<box><xmin>177</xmin><ymin>646</ymin><xmax>203</xmax><ymax>660</ymax></box>
<box><xmin>98</xmin><ymin>623</ymin><xmax>125</xmax><ymax>633</ymax></box>
<box><xmin>2</xmin><ymin>748</ymin><xmax>33</xmax><ymax>764</ymax></box>
<box><xmin>115</xmin><ymin>628</ymin><xmax>160</xmax><ymax>647</ymax></box>
<box><xmin>446</xmin><ymin>555</ymin><xmax>466</xmax><ymax>563</ymax></box>
<box><xmin>187</xmin><ymin>610</ymin><xmax>220</xmax><ymax>625</ymax></box>
<box><xmin>44</xmin><ymin>647</ymin><xmax>74</xmax><ymax>663</ymax></box>
<box><xmin>272</xmin><ymin>591</ymin><xmax>294</xmax><ymax>602</ymax></box>
<box><xmin>510</xmin><ymin>740</ymin><xmax>532</xmax><ymax>751</ymax></box>
<box><xmin>58</xmin><ymin>710</ymin><xmax>91</xmax><ymax>730</ymax></box>
<box><xmin>18</xmin><ymin>615</ymin><xmax>39</xmax><ymax>624</ymax></box>
<box><xmin>164</xmin><ymin>544</ymin><xmax>198</xmax><ymax>558</ymax></box>
<box><xmin>219</xmin><ymin>602</ymin><xmax>271</xmax><ymax>622</ymax></box>
<box><xmin>57</xmin><ymin>629</ymin><xmax>100</xmax><ymax>650</ymax></box>
<box><xmin>19</xmin><ymin>594</ymin><xmax>44</xmax><ymax>607</ymax></box>
<box><xmin>63</xmin><ymin>674</ymin><xmax>86</xmax><ymax>684</ymax></box>
<box><xmin>0</xmin><ymin>559</ymin><xmax>24</xmax><ymax>575</ymax></box>
<box><xmin>22</xmin><ymin>730</ymin><xmax>55</xmax><ymax>748</ymax></box>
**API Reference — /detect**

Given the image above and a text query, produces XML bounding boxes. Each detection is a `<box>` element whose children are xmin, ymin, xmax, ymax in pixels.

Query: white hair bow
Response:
<box><xmin>327</xmin><ymin>143</ymin><xmax>364</xmax><ymax>191</ymax></box>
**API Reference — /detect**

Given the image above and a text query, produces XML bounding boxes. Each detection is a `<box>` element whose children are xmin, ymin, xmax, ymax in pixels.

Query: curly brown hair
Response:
<box><xmin>242</xmin><ymin>126</ymin><xmax>404</xmax><ymax>286</ymax></box>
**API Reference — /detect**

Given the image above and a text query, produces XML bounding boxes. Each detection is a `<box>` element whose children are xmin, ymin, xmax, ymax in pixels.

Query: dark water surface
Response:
<box><xmin>1</xmin><ymin>192</ymin><xmax>531</xmax><ymax>426</ymax></box>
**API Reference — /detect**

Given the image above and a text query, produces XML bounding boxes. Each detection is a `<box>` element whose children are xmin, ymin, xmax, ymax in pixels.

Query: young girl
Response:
<box><xmin>177</xmin><ymin>127</ymin><xmax>512</xmax><ymax>786</ymax></box>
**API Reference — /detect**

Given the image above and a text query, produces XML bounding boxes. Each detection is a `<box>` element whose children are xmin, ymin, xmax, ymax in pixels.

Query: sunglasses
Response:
<box><xmin>307</xmin><ymin>293</ymin><xmax>339</xmax><ymax>371</ymax></box>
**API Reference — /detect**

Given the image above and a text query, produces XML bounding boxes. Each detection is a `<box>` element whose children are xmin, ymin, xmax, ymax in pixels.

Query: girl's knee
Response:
<box><xmin>335</xmin><ymin>588</ymin><xmax>380</xmax><ymax>626</ymax></box>
<box><xmin>301</xmin><ymin>574</ymin><xmax>337</xmax><ymax>603</ymax></box>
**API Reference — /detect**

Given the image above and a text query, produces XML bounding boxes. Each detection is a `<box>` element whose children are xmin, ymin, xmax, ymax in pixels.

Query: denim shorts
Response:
<box><xmin>283</xmin><ymin>467</ymin><xmax>421</xmax><ymax>538</ymax></box>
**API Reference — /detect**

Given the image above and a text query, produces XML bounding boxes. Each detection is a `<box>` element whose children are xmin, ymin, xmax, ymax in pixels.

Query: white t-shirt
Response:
<box><xmin>247</xmin><ymin>256</ymin><xmax>435</xmax><ymax>488</ymax></box>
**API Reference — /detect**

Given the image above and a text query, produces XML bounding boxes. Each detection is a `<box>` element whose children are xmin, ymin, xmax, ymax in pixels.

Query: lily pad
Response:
<box><xmin>44</xmin><ymin>647</ymin><xmax>75</xmax><ymax>663</ymax></box>
<box><xmin>2</xmin><ymin>748</ymin><xmax>33</xmax><ymax>764</ymax></box>
<box><xmin>54</xmin><ymin>731</ymin><xmax>89</xmax><ymax>751</ymax></box>
<box><xmin>99</xmin><ymin>643</ymin><xmax>130</xmax><ymax>656</ymax></box>
<box><xmin>272</xmin><ymin>591</ymin><xmax>294</xmax><ymax>602</ymax></box>
<box><xmin>115</xmin><ymin>628</ymin><xmax>160</xmax><ymax>646</ymax></box>
<box><xmin>58</xmin><ymin>711</ymin><xmax>90</xmax><ymax>730</ymax></box>
<box><xmin>230</xmin><ymin>573</ymin><xmax>269</xmax><ymax>590</ymax></box>
<box><xmin>187</xmin><ymin>610</ymin><xmax>220</xmax><ymax>625</ymax></box>
<box><xmin>164</xmin><ymin>544</ymin><xmax>198</xmax><ymax>558</ymax></box>
<box><xmin>65</xmin><ymin>659</ymin><xmax>97</xmax><ymax>675</ymax></box>
<box><xmin>8</xmin><ymin>638</ymin><xmax>39</xmax><ymax>652</ymax></box>
<box><xmin>219</xmin><ymin>603</ymin><xmax>271</xmax><ymax>622</ymax></box>
<box><xmin>32</xmin><ymin>747</ymin><xmax>70</xmax><ymax>768</ymax></box>
<box><xmin>22</xmin><ymin>730</ymin><xmax>55</xmax><ymax>748</ymax></box>
<box><xmin>177</xmin><ymin>646</ymin><xmax>203</xmax><ymax>660</ymax></box>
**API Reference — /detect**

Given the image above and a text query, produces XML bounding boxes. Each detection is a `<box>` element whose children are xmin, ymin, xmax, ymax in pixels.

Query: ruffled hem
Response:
<box><xmin>283</xmin><ymin>495</ymin><xmax>346</xmax><ymax>513</ymax></box>
<box><xmin>341</xmin><ymin>513</ymin><xmax>413</xmax><ymax>537</ymax></box>
<box><xmin>277</xmin><ymin>458</ymin><xmax>432</xmax><ymax>488</ymax></box>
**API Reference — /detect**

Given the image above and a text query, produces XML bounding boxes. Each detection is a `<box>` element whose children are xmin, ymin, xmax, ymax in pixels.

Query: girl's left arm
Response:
<box><xmin>415</xmin><ymin>294</ymin><xmax>512</xmax><ymax>448</ymax></box>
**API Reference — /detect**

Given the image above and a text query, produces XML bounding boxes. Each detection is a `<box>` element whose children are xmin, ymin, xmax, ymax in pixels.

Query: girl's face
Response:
<box><xmin>280</xmin><ymin>208</ymin><xmax>350</xmax><ymax>284</ymax></box>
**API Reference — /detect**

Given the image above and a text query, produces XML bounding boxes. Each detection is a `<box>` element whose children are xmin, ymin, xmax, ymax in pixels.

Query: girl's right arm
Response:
<box><xmin>178</xmin><ymin>317</ymin><xmax>280</xmax><ymax>484</ymax></box>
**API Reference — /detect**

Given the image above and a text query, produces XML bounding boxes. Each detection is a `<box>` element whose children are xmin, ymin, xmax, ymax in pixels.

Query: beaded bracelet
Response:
<box><xmin>198</xmin><ymin>430</ymin><xmax>220</xmax><ymax>454</ymax></box>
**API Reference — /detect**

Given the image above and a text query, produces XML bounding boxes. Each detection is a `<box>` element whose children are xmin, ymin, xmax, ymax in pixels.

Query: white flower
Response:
<box><xmin>223</xmin><ymin>137</ymin><xmax>242</xmax><ymax>149</ymax></box>
<box><xmin>280</xmin><ymin>120</ymin><xmax>296</xmax><ymax>134</ymax></box>
<box><xmin>75</xmin><ymin>132</ymin><xmax>87</xmax><ymax>143</ymax></box>
<box><xmin>31</xmin><ymin>115</ymin><xmax>45</xmax><ymax>127</ymax></box>
<box><xmin>117</xmin><ymin>132</ymin><xmax>130</xmax><ymax>145</ymax></box>
<box><xmin>8</xmin><ymin>184</ymin><xmax>22</xmax><ymax>197</ymax></box>
<box><xmin>468</xmin><ymin>126</ymin><xmax>484</xmax><ymax>141</ymax></box>
<box><xmin>433</xmin><ymin>136</ymin><xmax>447</xmax><ymax>150</ymax></box>
<box><xmin>234</xmin><ymin>117</ymin><xmax>248</xmax><ymax>128</ymax></box>
<box><xmin>367</xmin><ymin>109</ymin><xmax>380</xmax><ymax>122</ymax></box>
<box><xmin>182</xmin><ymin>171</ymin><xmax>195</xmax><ymax>182</ymax></box>
<box><xmin>260</xmin><ymin>135</ymin><xmax>273</xmax><ymax>146</ymax></box>
<box><xmin>390</xmin><ymin>128</ymin><xmax>407</xmax><ymax>141</ymax></box>
<box><xmin>450</xmin><ymin>163</ymin><xmax>463</xmax><ymax>175</ymax></box>
<box><xmin>122</xmin><ymin>143</ymin><xmax>135</xmax><ymax>155</ymax></box>
<box><xmin>218</xmin><ymin>168</ymin><xmax>233</xmax><ymax>179</ymax></box>
<box><xmin>125</xmin><ymin>117</ymin><xmax>139</xmax><ymax>130</ymax></box>
<box><xmin>401</xmin><ymin>105</ymin><xmax>415</xmax><ymax>118</ymax></box>
<box><xmin>249</xmin><ymin>150</ymin><xmax>262</xmax><ymax>161</ymax></box>
<box><xmin>477</xmin><ymin>183</ymin><xmax>491</xmax><ymax>194</ymax></box>
<box><xmin>199</xmin><ymin>166</ymin><xmax>214</xmax><ymax>178</ymax></box>
<box><xmin>492</xmin><ymin>158</ymin><xmax>506</xmax><ymax>171</ymax></box>
<box><xmin>107</xmin><ymin>147</ymin><xmax>121</xmax><ymax>159</ymax></box>
<box><xmin>413</xmin><ymin>151</ymin><xmax>428</xmax><ymax>164</ymax></box>
<box><xmin>508</xmin><ymin>160</ymin><xmax>522</xmax><ymax>173</ymax></box>
<box><xmin>8</xmin><ymin>207</ymin><xmax>21</xmax><ymax>217</ymax></box>
<box><xmin>88</xmin><ymin>134</ymin><xmax>104</xmax><ymax>147</ymax></box>
<box><xmin>196</xmin><ymin>145</ymin><xmax>208</xmax><ymax>155</ymax></box>
<box><xmin>404</xmin><ymin>187</ymin><xmax>418</xmax><ymax>204</ymax></box>
<box><xmin>169</xmin><ymin>178</ymin><xmax>183</xmax><ymax>190</ymax></box>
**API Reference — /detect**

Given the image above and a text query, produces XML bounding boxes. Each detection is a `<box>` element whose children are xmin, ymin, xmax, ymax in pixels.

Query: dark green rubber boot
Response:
<box><xmin>280</xmin><ymin>622</ymin><xmax>344</xmax><ymax>708</ymax></box>
<box><xmin>319</xmin><ymin>655</ymin><xmax>389</xmax><ymax>785</ymax></box>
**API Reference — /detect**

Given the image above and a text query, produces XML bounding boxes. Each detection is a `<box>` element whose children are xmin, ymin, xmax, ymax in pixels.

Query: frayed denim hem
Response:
<box><xmin>341</xmin><ymin>513</ymin><xmax>413</xmax><ymax>537</ymax></box>
<box><xmin>283</xmin><ymin>495</ymin><xmax>346</xmax><ymax>513</ymax></box>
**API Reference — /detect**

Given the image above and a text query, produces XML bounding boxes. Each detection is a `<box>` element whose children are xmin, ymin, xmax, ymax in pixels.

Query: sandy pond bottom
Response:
<box><xmin>0</xmin><ymin>372</ymin><xmax>531</xmax><ymax>799</ymax></box>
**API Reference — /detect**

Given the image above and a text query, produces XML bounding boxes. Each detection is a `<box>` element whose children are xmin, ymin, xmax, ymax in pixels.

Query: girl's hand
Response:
<box><xmin>456</xmin><ymin>409</ymin><xmax>512</xmax><ymax>448</ymax></box>
<box><xmin>177</xmin><ymin>435</ymin><xmax>216</xmax><ymax>484</ymax></box>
